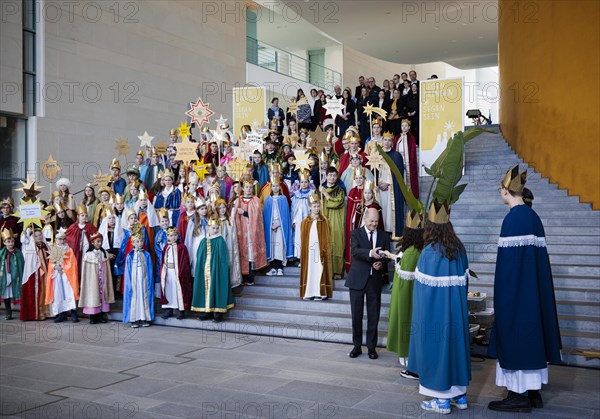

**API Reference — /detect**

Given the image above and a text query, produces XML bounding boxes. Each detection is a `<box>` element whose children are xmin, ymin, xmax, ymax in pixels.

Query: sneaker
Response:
<box><xmin>399</xmin><ymin>370</ymin><xmax>419</xmax><ymax>380</ymax></box>
<box><xmin>266</xmin><ymin>268</ymin><xmax>277</xmax><ymax>276</ymax></box>
<box><xmin>450</xmin><ymin>394</ymin><xmax>468</xmax><ymax>410</ymax></box>
<box><xmin>420</xmin><ymin>398</ymin><xmax>451</xmax><ymax>415</ymax></box>
<box><xmin>131</xmin><ymin>322</ymin><xmax>140</xmax><ymax>328</ymax></box>
<box><xmin>276</xmin><ymin>269</ymin><xmax>284</xmax><ymax>276</ymax></box>
<box><xmin>141</xmin><ymin>321</ymin><xmax>151</xmax><ymax>327</ymax></box>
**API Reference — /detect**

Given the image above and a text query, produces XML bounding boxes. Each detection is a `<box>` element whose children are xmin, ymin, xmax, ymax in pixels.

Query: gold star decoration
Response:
<box><xmin>322</xmin><ymin>97</ymin><xmax>345</xmax><ymax>120</ymax></box>
<box><xmin>138</xmin><ymin>131</ymin><xmax>154</xmax><ymax>148</ymax></box>
<box><xmin>41</xmin><ymin>155</ymin><xmax>61</xmax><ymax>182</ymax></box>
<box><xmin>228</xmin><ymin>158</ymin><xmax>250</xmax><ymax>180</ymax></box>
<box><xmin>47</xmin><ymin>240</ymin><xmax>68</xmax><ymax>264</ymax></box>
<box><xmin>363</xmin><ymin>102</ymin><xmax>388</xmax><ymax>120</ymax></box>
<box><xmin>13</xmin><ymin>198</ymin><xmax>48</xmax><ymax>229</ymax></box>
<box><xmin>287</xmin><ymin>99</ymin><xmax>299</xmax><ymax>119</ymax></box>
<box><xmin>15</xmin><ymin>174</ymin><xmax>44</xmax><ymax>202</ymax></box>
<box><xmin>186</xmin><ymin>97</ymin><xmax>214</xmax><ymax>128</ymax></box>
<box><xmin>292</xmin><ymin>149</ymin><xmax>312</xmax><ymax>173</ymax></box>
<box><xmin>154</xmin><ymin>139</ymin><xmax>168</xmax><ymax>156</ymax></box>
<box><xmin>215</xmin><ymin>115</ymin><xmax>228</xmax><ymax>128</ymax></box>
<box><xmin>94</xmin><ymin>172</ymin><xmax>112</xmax><ymax>188</ymax></box>
<box><xmin>366</xmin><ymin>150</ymin><xmax>385</xmax><ymax>174</ymax></box>
<box><xmin>175</xmin><ymin>136</ymin><xmax>199</xmax><ymax>166</ymax></box>
<box><xmin>115</xmin><ymin>137</ymin><xmax>131</xmax><ymax>157</ymax></box>
<box><xmin>178</xmin><ymin>121</ymin><xmax>192</xmax><ymax>139</ymax></box>
<box><xmin>246</xmin><ymin>129</ymin><xmax>265</xmax><ymax>154</ymax></box>
<box><xmin>310</xmin><ymin>126</ymin><xmax>329</xmax><ymax>152</ymax></box>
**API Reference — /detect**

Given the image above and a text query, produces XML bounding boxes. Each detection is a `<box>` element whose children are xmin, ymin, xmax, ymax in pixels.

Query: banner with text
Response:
<box><xmin>419</xmin><ymin>77</ymin><xmax>464</xmax><ymax>176</ymax></box>
<box><xmin>233</xmin><ymin>86</ymin><xmax>267</xmax><ymax>135</ymax></box>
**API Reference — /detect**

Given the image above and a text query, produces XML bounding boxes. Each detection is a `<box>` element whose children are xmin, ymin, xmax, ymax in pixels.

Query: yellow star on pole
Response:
<box><xmin>175</xmin><ymin>136</ymin><xmax>199</xmax><ymax>166</ymax></box>
<box><xmin>47</xmin><ymin>237</ymin><xmax>69</xmax><ymax>264</ymax></box>
<box><xmin>287</xmin><ymin>100</ymin><xmax>299</xmax><ymax>119</ymax></box>
<box><xmin>366</xmin><ymin>150</ymin><xmax>385</xmax><ymax>174</ymax></box>
<box><xmin>15</xmin><ymin>175</ymin><xmax>44</xmax><ymax>202</ymax></box>
<box><xmin>292</xmin><ymin>149</ymin><xmax>312</xmax><ymax>173</ymax></box>
<box><xmin>115</xmin><ymin>137</ymin><xmax>130</xmax><ymax>157</ymax></box>
<box><xmin>41</xmin><ymin>154</ymin><xmax>61</xmax><ymax>182</ymax></box>
<box><xmin>178</xmin><ymin>122</ymin><xmax>192</xmax><ymax>139</ymax></box>
<box><xmin>13</xmin><ymin>198</ymin><xmax>48</xmax><ymax>229</ymax></box>
<box><xmin>363</xmin><ymin>102</ymin><xmax>374</xmax><ymax>118</ymax></box>
<box><xmin>138</xmin><ymin>131</ymin><xmax>154</xmax><ymax>148</ymax></box>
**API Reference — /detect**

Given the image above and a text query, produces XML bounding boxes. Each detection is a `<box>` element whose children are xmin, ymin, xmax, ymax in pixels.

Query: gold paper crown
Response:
<box><xmin>299</xmin><ymin>128</ymin><xmax>309</xmax><ymax>134</ymax></box>
<box><xmin>114</xmin><ymin>193</ymin><xmax>125</xmax><ymax>205</ymax></box>
<box><xmin>90</xmin><ymin>232</ymin><xmax>103</xmax><ymax>242</ymax></box>
<box><xmin>157</xmin><ymin>170</ymin><xmax>164</xmax><ymax>180</ymax></box>
<box><xmin>401</xmin><ymin>118</ymin><xmax>411</xmax><ymax>126</ymax></box>
<box><xmin>282</xmin><ymin>136</ymin><xmax>292</xmax><ymax>146</ymax></box>
<box><xmin>110</xmin><ymin>158</ymin><xmax>121</xmax><ymax>170</ymax></box>
<box><xmin>383</xmin><ymin>131</ymin><xmax>395</xmax><ymax>140</ymax></box>
<box><xmin>183</xmin><ymin>193</ymin><xmax>196</xmax><ymax>203</ymax></box>
<box><xmin>54</xmin><ymin>202</ymin><xmax>66</xmax><ymax>213</ymax></box>
<box><xmin>405</xmin><ymin>209</ymin><xmax>424</xmax><ymax>229</ymax></box>
<box><xmin>170</xmin><ymin>129</ymin><xmax>178</xmax><ymax>136</ymax></box>
<box><xmin>320</xmin><ymin>151</ymin><xmax>329</xmax><ymax>163</ymax></box>
<box><xmin>195</xmin><ymin>196</ymin><xmax>207</xmax><ymax>208</ymax></box>
<box><xmin>372</xmin><ymin>117</ymin><xmax>383</xmax><ymax>126</ymax></box>
<box><xmin>138</xmin><ymin>189</ymin><xmax>148</xmax><ymax>201</ymax></box>
<box><xmin>270</xmin><ymin>174</ymin><xmax>281</xmax><ymax>185</ymax></box>
<box><xmin>98</xmin><ymin>185</ymin><xmax>113</xmax><ymax>196</ymax></box>
<box><xmin>428</xmin><ymin>200</ymin><xmax>451</xmax><ymax>224</ymax></box>
<box><xmin>125</xmin><ymin>207</ymin><xmax>137</xmax><ymax>219</ymax></box>
<box><xmin>242</xmin><ymin>177</ymin><xmax>254</xmax><ymax>187</ymax></box>
<box><xmin>270</xmin><ymin>162</ymin><xmax>282</xmax><ymax>173</ymax></box>
<box><xmin>136</xmin><ymin>149</ymin><xmax>145</xmax><ymax>157</ymax></box>
<box><xmin>348</xmin><ymin>134</ymin><xmax>361</xmax><ymax>144</ymax></box>
<box><xmin>501</xmin><ymin>165</ymin><xmax>527</xmax><ymax>193</ymax></box>
<box><xmin>156</xmin><ymin>208</ymin><xmax>169</xmax><ymax>220</ymax></box>
<box><xmin>150</xmin><ymin>147</ymin><xmax>158</xmax><ymax>157</ymax></box>
<box><xmin>308</xmin><ymin>193</ymin><xmax>320</xmax><ymax>204</ymax></box>
<box><xmin>214</xmin><ymin>198</ymin><xmax>227</xmax><ymax>209</ymax></box>
<box><xmin>354</xmin><ymin>167</ymin><xmax>366</xmax><ymax>178</ymax></box>
<box><xmin>364</xmin><ymin>180</ymin><xmax>376</xmax><ymax>191</ymax></box>
<box><xmin>166</xmin><ymin>227</ymin><xmax>179</xmax><ymax>235</ymax></box>
<box><xmin>299</xmin><ymin>170</ymin><xmax>310</xmax><ymax>182</ymax></box>
<box><xmin>162</xmin><ymin>169</ymin><xmax>174</xmax><ymax>179</ymax></box>
<box><xmin>0</xmin><ymin>197</ymin><xmax>14</xmax><ymax>208</ymax></box>
<box><xmin>1</xmin><ymin>228</ymin><xmax>16</xmax><ymax>241</ymax></box>
<box><xmin>207</xmin><ymin>216</ymin><xmax>221</xmax><ymax>226</ymax></box>
<box><xmin>76</xmin><ymin>203</ymin><xmax>87</xmax><ymax>216</ymax></box>
<box><xmin>55</xmin><ymin>227</ymin><xmax>67</xmax><ymax>239</ymax></box>
<box><xmin>131</xmin><ymin>232</ymin><xmax>143</xmax><ymax>242</ymax></box>
<box><xmin>103</xmin><ymin>207</ymin><xmax>115</xmax><ymax>219</ymax></box>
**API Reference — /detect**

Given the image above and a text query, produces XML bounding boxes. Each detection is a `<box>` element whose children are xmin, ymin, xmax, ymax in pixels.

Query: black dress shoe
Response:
<box><xmin>176</xmin><ymin>310</ymin><xmax>185</xmax><ymax>320</ymax></box>
<box><xmin>161</xmin><ymin>308</ymin><xmax>173</xmax><ymax>320</ymax></box>
<box><xmin>368</xmin><ymin>349</ymin><xmax>378</xmax><ymax>359</ymax></box>
<box><xmin>488</xmin><ymin>391</ymin><xmax>532</xmax><ymax>413</ymax></box>
<box><xmin>348</xmin><ymin>346</ymin><xmax>362</xmax><ymax>358</ymax></box>
<box><xmin>528</xmin><ymin>390</ymin><xmax>543</xmax><ymax>408</ymax></box>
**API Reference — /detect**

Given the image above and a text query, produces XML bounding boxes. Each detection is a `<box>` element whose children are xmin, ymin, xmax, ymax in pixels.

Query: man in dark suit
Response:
<box><xmin>345</xmin><ymin>208</ymin><xmax>391</xmax><ymax>359</ymax></box>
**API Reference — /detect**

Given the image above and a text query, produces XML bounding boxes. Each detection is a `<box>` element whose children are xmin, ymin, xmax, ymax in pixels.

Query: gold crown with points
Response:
<box><xmin>501</xmin><ymin>165</ymin><xmax>527</xmax><ymax>193</ymax></box>
<box><xmin>1</xmin><ymin>228</ymin><xmax>16</xmax><ymax>241</ymax></box>
<box><xmin>406</xmin><ymin>209</ymin><xmax>424</xmax><ymax>229</ymax></box>
<box><xmin>354</xmin><ymin>167</ymin><xmax>366</xmax><ymax>178</ymax></box>
<box><xmin>207</xmin><ymin>216</ymin><xmax>221</xmax><ymax>226</ymax></box>
<box><xmin>110</xmin><ymin>158</ymin><xmax>121</xmax><ymax>170</ymax></box>
<box><xmin>162</xmin><ymin>169</ymin><xmax>174</xmax><ymax>179</ymax></box>
<box><xmin>156</xmin><ymin>208</ymin><xmax>169</xmax><ymax>220</ymax></box>
<box><xmin>308</xmin><ymin>193</ymin><xmax>320</xmax><ymax>204</ymax></box>
<box><xmin>364</xmin><ymin>180</ymin><xmax>376</xmax><ymax>191</ymax></box>
<box><xmin>299</xmin><ymin>170</ymin><xmax>310</xmax><ymax>182</ymax></box>
<box><xmin>76</xmin><ymin>203</ymin><xmax>88</xmax><ymax>216</ymax></box>
<box><xmin>383</xmin><ymin>131</ymin><xmax>395</xmax><ymax>140</ymax></box>
<box><xmin>428</xmin><ymin>200</ymin><xmax>450</xmax><ymax>225</ymax></box>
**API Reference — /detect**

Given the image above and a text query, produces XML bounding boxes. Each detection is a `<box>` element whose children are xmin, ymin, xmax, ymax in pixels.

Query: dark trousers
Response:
<box><xmin>349</xmin><ymin>276</ymin><xmax>382</xmax><ymax>350</ymax></box>
<box><xmin>270</xmin><ymin>259</ymin><xmax>283</xmax><ymax>269</ymax></box>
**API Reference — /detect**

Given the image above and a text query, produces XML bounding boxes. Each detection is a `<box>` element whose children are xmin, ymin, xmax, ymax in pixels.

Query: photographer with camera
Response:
<box><xmin>345</xmin><ymin>208</ymin><xmax>391</xmax><ymax>360</ymax></box>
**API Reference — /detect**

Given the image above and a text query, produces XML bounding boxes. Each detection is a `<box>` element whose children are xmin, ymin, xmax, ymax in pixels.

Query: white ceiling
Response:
<box><xmin>255</xmin><ymin>0</ymin><xmax>498</xmax><ymax>69</ymax></box>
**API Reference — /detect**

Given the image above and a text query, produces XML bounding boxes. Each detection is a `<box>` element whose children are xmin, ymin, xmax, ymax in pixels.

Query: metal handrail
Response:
<box><xmin>247</xmin><ymin>36</ymin><xmax>342</xmax><ymax>90</ymax></box>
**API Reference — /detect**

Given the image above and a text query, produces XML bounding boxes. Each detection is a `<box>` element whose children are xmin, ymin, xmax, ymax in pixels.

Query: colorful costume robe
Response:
<box><xmin>114</xmin><ymin>225</ymin><xmax>151</xmax><ymax>281</ymax></box>
<box><xmin>154</xmin><ymin>187</ymin><xmax>181</xmax><ymax>228</ymax></box>
<box><xmin>379</xmin><ymin>150</ymin><xmax>405</xmax><ymax>240</ymax></box>
<box><xmin>258</xmin><ymin>181</ymin><xmax>291</xmax><ymax>205</ymax></box>
<box><xmin>192</xmin><ymin>235</ymin><xmax>234</xmax><ymax>313</ymax></box>
<box><xmin>344</xmin><ymin>187</ymin><xmax>363</xmax><ymax>273</ymax></box>
<box><xmin>79</xmin><ymin>248</ymin><xmax>115</xmax><ymax>315</ymax></box>
<box><xmin>154</xmin><ymin>228</ymin><xmax>168</xmax><ymax>286</ymax></box>
<box><xmin>320</xmin><ymin>184</ymin><xmax>346</xmax><ymax>276</ymax></box>
<box><xmin>340</xmin><ymin>167</ymin><xmax>374</xmax><ymax>194</ymax></box>
<box><xmin>122</xmin><ymin>249</ymin><xmax>154</xmax><ymax>323</ymax></box>
<box><xmin>234</xmin><ymin>196</ymin><xmax>268</xmax><ymax>274</ymax></box>
<box><xmin>338</xmin><ymin>151</ymin><xmax>366</xmax><ymax>176</ymax></box>
<box><xmin>45</xmin><ymin>245</ymin><xmax>79</xmax><ymax>317</ymax></box>
<box><xmin>263</xmin><ymin>195</ymin><xmax>294</xmax><ymax>266</ymax></box>
<box><xmin>488</xmin><ymin>204</ymin><xmax>562</xmax><ymax>392</ymax></box>
<box><xmin>178</xmin><ymin>211</ymin><xmax>207</xmax><ymax>275</ymax></box>
<box><xmin>0</xmin><ymin>216</ymin><xmax>21</xmax><ymax>248</ymax></box>
<box><xmin>0</xmin><ymin>247</ymin><xmax>24</xmax><ymax>301</ymax></box>
<box><xmin>160</xmin><ymin>242</ymin><xmax>193</xmax><ymax>311</ymax></box>
<box><xmin>387</xmin><ymin>245</ymin><xmax>421</xmax><ymax>359</ymax></box>
<box><xmin>395</xmin><ymin>131</ymin><xmax>419</xmax><ymax>199</ymax></box>
<box><xmin>219</xmin><ymin>217</ymin><xmax>242</xmax><ymax>288</ymax></box>
<box><xmin>408</xmin><ymin>244</ymin><xmax>471</xmax><ymax>398</ymax></box>
<box><xmin>299</xmin><ymin>214</ymin><xmax>333</xmax><ymax>299</ymax></box>
<box><xmin>20</xmin><ymin>232</ymin><xmax>48</xmax><ymax>320</ymax></box>
<box><xmin>291</xmin><ymin>188</ymin><xmax>312</xmax><ymax>259</ymax></box>
<box><xmin>66</xmin><ymin>222</ymin><xmax>98</xmax><ymax>277</ymax></box>
<box><xmin>253</xmin><ymin>164</ymin><xmax>270</xmax><ymax>189</ymax></box>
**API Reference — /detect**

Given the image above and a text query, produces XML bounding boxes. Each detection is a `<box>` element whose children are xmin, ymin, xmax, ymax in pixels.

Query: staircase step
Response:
<box><xmin>458</xmin><ymin>234</ymin><xmax>600</xmax><ymax>246</ymax></box>
<box><xmin>454</xmin><ymin>225</ymin><xmax>600</xmax><ymax>236</ymax></box>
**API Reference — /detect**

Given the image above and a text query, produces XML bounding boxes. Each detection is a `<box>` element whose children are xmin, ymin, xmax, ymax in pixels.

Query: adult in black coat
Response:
<box><xmin>345</xmin><ymin>208</ymin><xmax>391</xmax><ymax>359</ymax></box>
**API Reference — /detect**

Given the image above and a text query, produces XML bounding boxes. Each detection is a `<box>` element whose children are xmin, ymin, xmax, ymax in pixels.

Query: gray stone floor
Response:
<box><xmin>1</xmin><ymin>319</ymin><xmax>598</xmax><ymax>419</ymax></box>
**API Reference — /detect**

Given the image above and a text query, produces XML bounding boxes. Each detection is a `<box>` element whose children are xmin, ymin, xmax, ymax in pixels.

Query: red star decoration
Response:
<box><xmin>185</xmin><ymin>97</ymin><xmax>214</xmax><ymax>128</ymax></box>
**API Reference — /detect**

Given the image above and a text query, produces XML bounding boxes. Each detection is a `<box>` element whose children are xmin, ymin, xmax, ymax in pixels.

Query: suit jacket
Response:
<box><xmin>345</xmin><ymin>227</ymin><xmax>390</xmax><ymax>290</ymax></box>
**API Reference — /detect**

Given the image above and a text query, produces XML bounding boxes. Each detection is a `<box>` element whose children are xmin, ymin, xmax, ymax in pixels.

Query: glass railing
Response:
<box><xmin>247</xmin><ymin>36</ymin><xmax>342</xmax><ymax>91</ymax></box>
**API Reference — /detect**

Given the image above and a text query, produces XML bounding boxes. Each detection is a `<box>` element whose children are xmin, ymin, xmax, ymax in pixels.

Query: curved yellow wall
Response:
<box><xmin>499</xmin><ymin>0</ymin><xmax>600</xmax><ymax>209</ymax></box>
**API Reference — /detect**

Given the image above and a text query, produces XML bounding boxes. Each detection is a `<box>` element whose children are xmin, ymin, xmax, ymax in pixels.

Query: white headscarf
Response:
<box><xmin>99</xmin><ymin>214</ymin><xmax>124</xmax><ymax>250</ymax></box>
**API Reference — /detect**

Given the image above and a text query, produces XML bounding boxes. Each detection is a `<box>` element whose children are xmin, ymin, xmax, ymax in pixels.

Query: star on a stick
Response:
<box><xmin>292</xmin><ymin>149</ymin><xmax>312</xmax><ymax>173</ymax></box>
<box><xmin>322</xmin><ymin>97</ymin><xmax>345</xmax><ymax>119</ymax></box>
<box><xmin>47</xmin><ymin>238</ymin><xmax>68</xmax><ymax>264</ymax></box>
<box><xmin>138</xmin><ymin>131</ymin><xmax>154</xmax><ymax>148</ymax></box>
<box><xmin>186</xmin><ymin>97</ymin><xmax>214</xmax><ymax>128</ymax></box>
<box><xmin>41</xmin><ymin>154</ymin><xmax>61</xmax><ymax>182</ymax></box>
<box><xmin>13</xmin><ymin>198</ymin><xmax>48</xmax><ymax>229</ymax></box>
<box><xmin>115</xmin><ymin>137</ymin><xmax>130</xmax><ymax>157</ymax></box>
<box><xmin>215</xmin><ymin>115</ymin><xmax>228</xmax><ymax>127</ymax></box>
<box><xmin>154</xmin><ymin>139</ymin><xmax>168</xmax><ymax>156</ymax></box>
<box><xmin>178</xmin><ymin>122</ymin><xmax>192</xmax><ymax>138</ymax></box>
<box><xmin>94</xmin><ymin>173</ymin><xmax>112</xmax><ymax>188</ymax></box>
<box><xmin>228</xmin><ymin>158</ymin><xmax>249</xmax><ymax>180</ymax></box>
<box><xmin>15</xmin><ymin>174</ymin><xmax>44</xmax><ymax>202</ymax></box>
<box><xmin>175</xmin><ymin>136</ymin><xmax>199</xmax><ymax>166</ymax></box>
<box><xmin>366</xmin><ymin>150</ymin><xmax>385</xmax><ymax>173</ymax></box>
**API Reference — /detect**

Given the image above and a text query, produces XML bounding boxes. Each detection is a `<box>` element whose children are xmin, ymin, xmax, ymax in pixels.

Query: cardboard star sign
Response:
<box><xmin>322</xmin><ymin>97</ymin><xmax>345</xmax><ymax>120</ymax></box>
<box><xmin>177</xmin><ymin>122</ymin><xmax>192</xmax><ymax>139</ymax></box>
<box><xmin>138</xmin><ymin>131</ymin><xmax>154</xmax><ymax>148</ymax></box>
<box><xmin>292</xmin><ymin>149</ymin><xmax>312</xmax><ymax>173</ymax></box>
<box><xmin>186</xmin><ymin>97</ymin><xmax>214</xmax><ymax>128</ymax></box>
<box><xmin>13</xmin><ymin>198</ymin><xmax>48</xmax><ymax>229</ymax></box>
<box><xmin>41</xmin><ymin>155</ymin><xmax>61</xmax><ymax>182</ymax></box>
<box><xmin>115</xmin><ymin>137</ymin><xmax>131</xmax><ymax>157</ymax></box>
<box><xmin>366</xmin><ymin>149</ymin><xmax>385</xmax><ymax>176</ymax></box>
<box><xmin>15</xmin><ymin>174</ymin><xmax>44</xmax><ymax>202</ymax></box>
<box><xmin>175</xmin><ymin>136</ymin><xmax>199</xmax><ymax>166</ymax></box>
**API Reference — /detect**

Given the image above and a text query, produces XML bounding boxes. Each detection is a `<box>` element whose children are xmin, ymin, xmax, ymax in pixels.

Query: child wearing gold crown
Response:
<box><xmin>319</xmin><ymin>166</ymin><xmax>346</xmax><ymax>280</ymax></box>
<box><xmin>0</xmin><ymin>228</ymin><xmax>24</xmax><ymax>320</ymax></box>
<box><xmin>215</xmin><ymin>198</ymin><xmax>242</xmax><ymax>288</ymax></box>
<box><xmin>160</xmin><ymin>227</ymin><xmax>192</xmax><ymax>320</ymax></box>
<box><xmin>153</xmin><ymin>208</ymin><xmax>170</xmax><ymax>296</ymax></box>
<box><xmin>177</xmin><ymin>194</ymin><xmax>208</xmax><ymax>275</ymax></box>
<box><xmin>66</xmin><ymin>204</ymin><xmax>98</xmax><ymax>283</ymax></box>
<box><xmin>80</xmin><ymin>232</ymin><xmax>115</xmax><ymax>324</ymax></box>
<box><xmin>115</xmin><ymin>208</ymin><xmax>150</xmax><ymax>292</ymax></box>
<box><xmin>263</xmin><ymin>175</ymin><xmax>294</xmax><ymax>276</ymax></box>
<box><xmin>93</xmin><ymin>186</ymin><xmax>114</xmax><ymax>227</ymax></box>
<box><xmin>191</xmin><ymin>217</ymin><xmax>234</xmax><ymax>322</ymax></box>
<box><xmin>291</xmin><ymin>170</ymin><xmax>314</xmax><ymax>262</ymax></box>
<box><xmin>20</xmin><ymin>227</ymin><xmax>49</xmax><ymax>320</ymax></box>
<box><xmin>135</xmin><ymin>189</ymin><xmax>159</xmax><ymax>258</ymax></box>
<box><xmin>98</xmin><ymin>208</ymin><xmax>124</xmax><ymax>293</ymax></box>
<box><xmin>153</xmin><ymin>169</ymin><xmax>181</xmax><ymax>227</ymax></box>
<box><xmin>46</xmin><ymin>228</ymin><xmax>80</xmax><ymax>323</ymax></box>
<box><xmin>299</xmin><ymin>193</ymin><xmax>332</xmax><ymax>300</ymax></box>
<box><xmin>122</xmin><ymin>233</ymin><xmax>154</xmax><ymax>328</ymax></box>
<box><xmin>1</xmin><ymin>198</ymin><xmax>21</xmax><ymax>248</ymax></box>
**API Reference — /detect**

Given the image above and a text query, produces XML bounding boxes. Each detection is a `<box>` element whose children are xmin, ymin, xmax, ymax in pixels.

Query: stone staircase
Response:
<box><xmin>25</xmin><ymin>125</ymin><xmax>600</xmax><ymax>368</ymax></box>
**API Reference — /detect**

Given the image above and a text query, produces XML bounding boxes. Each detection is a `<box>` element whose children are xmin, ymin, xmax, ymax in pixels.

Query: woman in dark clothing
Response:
<box><xmin>356</xmin><ymin>87</ymin><xmax>371</xmax><ymax>142</ymax></box>
<box><xmin>336</xmin><ymin>88</ymin><xmax>356</xmax><ymax>138</ymax></box>
<box><xmin>406</xmin><ymin>84</ymin><xmax>420</xmax><ymax>144</ymax></box>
